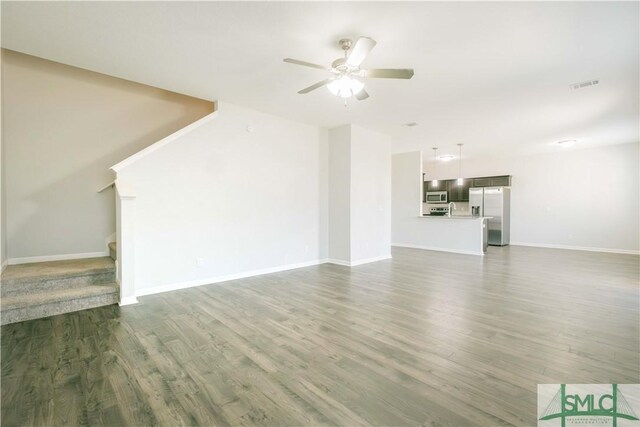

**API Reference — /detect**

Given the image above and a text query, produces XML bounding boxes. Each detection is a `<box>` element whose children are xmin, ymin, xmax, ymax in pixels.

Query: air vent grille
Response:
<box><xmin>570</xmin><ymin>79</ymin><xmax>599</xmax><ymax>90</ymax></box>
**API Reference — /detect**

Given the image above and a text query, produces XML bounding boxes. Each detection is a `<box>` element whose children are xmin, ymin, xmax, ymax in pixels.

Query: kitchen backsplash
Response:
<box><xmin>424</xmin><ymin>202</ymin><xmax>470</xmax><ymax>215</ymax></box>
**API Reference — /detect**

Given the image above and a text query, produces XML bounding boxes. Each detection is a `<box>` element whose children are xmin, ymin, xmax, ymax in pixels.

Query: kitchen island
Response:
<box><xmin>393</xmin><ymin>215</ymin><xmax>490</xmax><ymax>256</ymax></box>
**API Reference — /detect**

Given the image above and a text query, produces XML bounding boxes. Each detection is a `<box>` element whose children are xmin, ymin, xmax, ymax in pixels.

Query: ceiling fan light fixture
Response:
<box><xmin>285</xmin><ymin>36</ymin><xmax>414</xmax><ymax>101</ymax></box>
<box><xmin>327</xmin><ymin>76</ymin><xmax>365</xmax><ymax>98</ymax></box>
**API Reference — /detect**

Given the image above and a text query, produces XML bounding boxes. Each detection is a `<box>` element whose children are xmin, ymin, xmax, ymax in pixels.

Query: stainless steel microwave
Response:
<box><xmin>426</xmin><ymin>191</ymin><xmax>448</xmax><ymax>203</ymax></box>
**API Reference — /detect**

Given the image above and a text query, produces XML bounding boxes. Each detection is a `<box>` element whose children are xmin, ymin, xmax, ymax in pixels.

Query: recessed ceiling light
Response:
<box><xmin>439</xmin><ymin>155</ymin><xmax>455</xmax><ymax>161</ymax></box>
<box><xmin>557</xmin><ymin>140</ymin><xmax>576</xmax><ymax>147</ymax></box>
<box><xmin>403</xmin><ymin>122</ymin><xmax>418</xmax><ymax>127</ymax></box>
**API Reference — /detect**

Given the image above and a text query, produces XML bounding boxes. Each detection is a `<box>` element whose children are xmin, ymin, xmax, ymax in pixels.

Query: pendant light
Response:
<box><xmin>432</xmin><ymin>147</ymin><xmax>439</xmax><ymax>188</ymax></box>
<box><xmin>456</xmin><ymin>143</ymin><xmax>464</xmax><ymax>186</ymax></box>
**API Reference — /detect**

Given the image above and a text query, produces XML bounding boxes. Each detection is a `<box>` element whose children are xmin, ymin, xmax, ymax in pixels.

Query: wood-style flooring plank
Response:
<box><xmin>2</xmin><ymin>246</ymin><xmax>638</xmax><ymax>426</ymax></box>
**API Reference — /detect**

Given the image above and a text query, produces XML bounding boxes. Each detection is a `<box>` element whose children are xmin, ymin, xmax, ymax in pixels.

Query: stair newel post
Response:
<box><xmin>115</xmin><ymin>180</ymin><xmax>138</xmax><ymax>305</ymax></box>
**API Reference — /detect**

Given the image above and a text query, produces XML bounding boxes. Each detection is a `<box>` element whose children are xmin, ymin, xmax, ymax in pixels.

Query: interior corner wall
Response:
<box><xmin>391</xmin><ymin>151</ymin><xmax>423</xmax><ymax>246</ymax></box>
<box><xmin>318</xmin><ymin>127</ymin><xmax>329</xmax><ymax>260</ymax></box>
<box><xmin>117</xmin><ymin>102</ymin><xmax>322</xmax><ymax>295</ymax></box>
<box><xmin>2</xmin><ymin>49</ymin><xmax>214</xmax><ymax>261</ymax></box>
<box><xmin>327</xmin><ymin>124</ymin><xmax>392</xmax><ymax>264</ymax></box>
<box><xmin>1</xmin><ymin>114</ymin><xmax>5</xmax><ymax>269</ymax></box>
<box><xmin>0</xmin><ymin>48</ymin><xmax>5</xmax><ymax>269</ymax></box>
<box><xmin>1</xmin><ymin>169</ymin><xmax>5</xmax><ymax>269</ymax></box>
<box><xmin>350</xmin><ymin>125</ymin><xmax>391</xmax><ymax>262</ymax></box>
<box><xmin>327</xmin><ymin>125</ymin><xmax>351</xmax><ymax>262</ymax></box>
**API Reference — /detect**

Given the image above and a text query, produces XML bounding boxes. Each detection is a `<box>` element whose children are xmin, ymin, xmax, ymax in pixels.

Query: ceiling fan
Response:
<box><xmin>283</xmin><ymin>37</ymin><xmax>414</xmax><ymax>101</ymax></box>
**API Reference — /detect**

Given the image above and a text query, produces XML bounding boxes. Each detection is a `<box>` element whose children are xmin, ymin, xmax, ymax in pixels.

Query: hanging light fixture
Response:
<box><xmin>456</xmin><ymin>143</ymin><xmax>464</xmax><ymax>186</ymax></box>
<box><xmin>431</xmin><ymin>147</ymin><xmax>439</xmax><ymax>187</ymax></box>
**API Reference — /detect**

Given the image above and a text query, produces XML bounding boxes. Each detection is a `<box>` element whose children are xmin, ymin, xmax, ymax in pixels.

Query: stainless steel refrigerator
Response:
<box><xmin>469</xmin><ymin>187</ymin><xmax>511</xmax><ymax>246</ymax></box>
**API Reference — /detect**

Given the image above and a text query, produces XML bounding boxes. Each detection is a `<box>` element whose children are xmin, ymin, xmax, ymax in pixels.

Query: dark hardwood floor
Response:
<box><xmin>2</xmin><ymin>246</ymin><xmax>639</xmax><ymax>426</ymax></box>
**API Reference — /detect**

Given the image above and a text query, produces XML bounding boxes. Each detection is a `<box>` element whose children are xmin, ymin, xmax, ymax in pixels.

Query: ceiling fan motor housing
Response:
<box><xmin>333</xmin><ymin>39</ymin><xmax>355</xmax><ymax>73</ymax></box>
<box><xmin>331</xmin><ymin>58</ymin><xmax>349</xmax><ymax>72</ymax></box>
<box><xmin>338</xmin><ymin>38</ymin><xmax>353</xmax><ymax>51</ymax></box>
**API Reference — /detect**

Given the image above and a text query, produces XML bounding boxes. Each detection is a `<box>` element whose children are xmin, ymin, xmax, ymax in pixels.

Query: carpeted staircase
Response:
<box><xmin>1</xmin><ymin>256</ymin><xmax>119</xmax><ymax>325</ymax></box>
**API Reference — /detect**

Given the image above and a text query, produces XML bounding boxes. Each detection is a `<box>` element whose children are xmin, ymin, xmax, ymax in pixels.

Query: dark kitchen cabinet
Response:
<box><xmin>426</xmin><ymin>180</ymin><xmax>445</xmax><ymax>191</ymax></box>
<box><xmin>423</xmin><ymin>175</ymin><xmax>511</xmax><ymax>203</ymax></box>
<box><xmin>472</xmin><ymin>175</ymin><xmax>512</xmax><ymax>187</ymax></box>
<box><xmin>447</xmin><ymin>179</ymin><xmax>471</xmax><ymax>202</ymax></box>
<box><xmin>472</xmin><ymin>177</ymin><xmax>492</xmax><ymax>187</ymax></box>
<box><xmin>423</xmin><ymin>179</ymin><xmax>445</xmax><ymax>202</ymax></box>
<box><xmin>490</xmin><ymin>175</ymin><xmax>511</xmax><ymax>186</ymax></box>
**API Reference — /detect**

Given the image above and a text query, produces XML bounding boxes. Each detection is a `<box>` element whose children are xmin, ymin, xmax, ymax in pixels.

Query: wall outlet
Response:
<box><xmin>196</xmin><ymin>257</ymin><xmax>204</xmax><ymax>267</ymax></box>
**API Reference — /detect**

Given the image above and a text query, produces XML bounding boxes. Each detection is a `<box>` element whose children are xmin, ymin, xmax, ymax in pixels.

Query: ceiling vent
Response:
<box><xmin>570</xmin><ymin>79</ymin><xmax>599</xmax><ymax>90</ymax></box>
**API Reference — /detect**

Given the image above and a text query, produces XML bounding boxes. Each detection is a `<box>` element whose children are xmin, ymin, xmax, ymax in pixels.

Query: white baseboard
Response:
<box><xmin>326</xmin><ymin>255</ymin><xmax>393</xmax><ymax>267</ymax></box>
<box><xmin>352</xmin><ymin>254</ymin><xmax>392</xmax><ymax>266</ymax></box>
<box><xmin>1</xmin><ymin>259</ymin><xmax>7</xmax><ymax>273</ymax></box>
<box><xmin>7</xmin><ymin>251</ymin><xmax>110</xmax><ymax>265</ymax></box>
<box><xmin>326</xmin><ymin>258</ymin><xmax>351</xmax><ymax>266</ymax></box>
<box><xmin>119</xmin><ymin>296</ymin><xmax>139</xmax><ymax>306</ymax></box>
<box><xmin>136</xmin><ymin>258</ymin><xmax>327</xmax><ymax>297</ymax></box>
<box><xmin>510</xmin><ymin>242</ymin><xmax>640</xmax><ymax>255</ymax></box>
<box><xmin>135</xmin><ymin>255</ymin><xmax>396</xmax><ymax>298</ymax></box>
<box><xmin>392</xmin><ymin>243</ymin><xmax>484</xmax><ymax>256</ymax></box>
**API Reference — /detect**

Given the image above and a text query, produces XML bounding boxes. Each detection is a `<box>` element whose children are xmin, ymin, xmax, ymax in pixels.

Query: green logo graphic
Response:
<box><xmin>539</xmin><ymin>384</ymin><xmax>639</xmax><ymax>427</ymax></box>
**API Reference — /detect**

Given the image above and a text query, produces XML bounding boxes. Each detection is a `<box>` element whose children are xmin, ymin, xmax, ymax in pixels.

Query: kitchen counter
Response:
<box><xmin>393</xmin><ymin>215</ymin><xmax>489</xmax><ymax>255</ymax></box>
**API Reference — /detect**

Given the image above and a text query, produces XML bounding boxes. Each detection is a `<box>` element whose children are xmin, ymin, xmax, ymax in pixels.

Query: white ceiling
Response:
<box><xmin>2</xmin><ymin>1</ymin><xmax>638</xmax><ymax>159</ymax></box>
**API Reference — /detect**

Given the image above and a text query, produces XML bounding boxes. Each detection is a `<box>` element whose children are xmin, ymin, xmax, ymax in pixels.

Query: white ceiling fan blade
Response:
<box><xmin>283</xmin><ymin>58</ymin><xmax>327</xmax><ymax>70</ymax></box>
<box><xmin>298</xmin><ymin>79</ymin><xmax>333</xmax><ymax>94</ymax></box>
<box><xmin>346</xmin><ymin>37</ymin><xmax>377</xmax><ymax>67</ymax></box>
<box><xmin>355</xmin><ymin>89</ymin><xmax>369</xmax><ymax>101</ymax></box>
<box><xmin>363</xmin><ymin>68</ymin><xmax>414</xmax><ymax>79</ymax></box>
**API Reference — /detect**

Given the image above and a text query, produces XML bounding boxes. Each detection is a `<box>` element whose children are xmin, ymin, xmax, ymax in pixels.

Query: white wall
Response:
<box><xmin>1</xmin><ymin>46</ymin><xmax>5</xmax><ymax>269</ymax></box>
<box><xmin>1</xmin><ymin>157</ymin><xmax>5</xmax><ymax>270</ymax></box>
<box><xmin>2</xmin><ymin>49</ymin><xmax>214</xmax><ymax>262</ymax></box>
<box><xmin>318</xmin><ymin>127</ymin><xmax>329</xmax><ymax>260</ymax></box>
<box><xmin>420</xmin><ymin>142</ymin><xmax>640</xmax><ymax>253</ymax></box>
<box><xmin>350</xmin><ymin>125</ymin><xmax>391</xmax><ymax>262</ymax></box>
<box><xmin>391</xmin><ymin>151</ymin><xmax>423</xmax><ymax>245</ymax></box>
<box><xmin>117</xmin><ymin>102</ymin><xmax>323</xmax><ymax>294</ymax></box>
<box><xmin>327</xmin><ymin>125</ymin><xmax>351</xmax><ymax>262</ymax></box>
<box><xmin>326</xmin><ymin>124</ymin><xmax>392</xmax><ymax>264</ymax></box>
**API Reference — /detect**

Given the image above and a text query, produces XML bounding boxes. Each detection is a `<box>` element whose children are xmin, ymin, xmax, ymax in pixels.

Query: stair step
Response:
<box><xmin>0</xmin><ymin>257</ymin><xmax>119</xmax><ymax>325</ymax></box>
<box><xmin>1</xmin><ymin>257</ymin><xmax>115</xmax><ymax>297</ymax></box>
<box><xmin>108</xmin><ymin>242</ymin><xmax>117</xmax><ymax>261</ymax></box>
<box><xmin>1</xmin><ymin>283</ymin><xmax>119</xmax><ymax>325</ymax></box>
